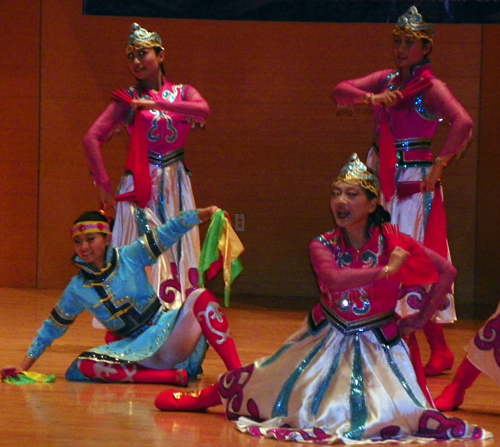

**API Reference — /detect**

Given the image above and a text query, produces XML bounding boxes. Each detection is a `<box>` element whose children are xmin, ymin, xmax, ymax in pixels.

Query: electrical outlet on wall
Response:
<box><xmin>234</xmin><ymin>214</ymin><xmax>245</xmax><ymax>232</ymax></box>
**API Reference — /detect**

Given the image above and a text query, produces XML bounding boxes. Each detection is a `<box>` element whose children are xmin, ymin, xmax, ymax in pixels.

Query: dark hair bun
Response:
<box><xmin>369</xmin><ymin>205</ymin><xmax>391</xmax><ymax>227</ymax></box>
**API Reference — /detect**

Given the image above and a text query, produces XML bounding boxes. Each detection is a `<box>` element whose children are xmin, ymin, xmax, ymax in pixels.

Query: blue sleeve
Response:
<box><xmin>26</xmin><ymin>282</ymin><xmax>86</xmax><ymax>359</ymax></box>
<box><xmin>121</xmin><ymin>210</ymin><xmax>201</xmax><ymax>267</ymax></box>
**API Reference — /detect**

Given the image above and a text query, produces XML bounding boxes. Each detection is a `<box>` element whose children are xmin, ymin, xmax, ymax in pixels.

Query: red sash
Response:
<box><xmin>377</xmin><ymin>70</ymin><xmax>434</xmax><ymax>202</ymax></box>
<box><xmin>111</xmin><ymin>89</ymin><xmax>151</xmax><ymax>208</ymax></box>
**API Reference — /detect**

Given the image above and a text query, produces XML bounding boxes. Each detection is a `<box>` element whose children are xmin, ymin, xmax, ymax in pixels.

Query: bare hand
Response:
<box><xmin>374</xmin><ymin>90</ymin><xmax>404</xmax><ymax>108</ymax></box>
<box><xmin>420</xmin><ymin>166</ymin><xmax>441</xmax><ymax>193</ymax></box>
<box><xmin>1</xmin><ymin>366</ymin><xmax>23</xmax><ymax>380</ymax></box>
<box><xmin>131</xmin><ymin>99</ymin><xmax>156</xmax><ymax>111</ymax></box>
<box><xmin>387</xmin><ymin>246</ymin><xmax>410</xmax><ymax>275</ymax></box>
<box><xmin>198</xmin><ymin>206</ymin><xmax>220</xmax><ymax>222</ymax></box>
<box><xmin>100</xmin><ymin>188</ymin><xmax>116</xmax><ymax>212</ymax></box>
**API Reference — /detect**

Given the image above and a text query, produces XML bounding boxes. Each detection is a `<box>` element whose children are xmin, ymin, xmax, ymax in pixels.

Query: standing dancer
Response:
<box><xmin>83</xmin><ymin>23</ymin><xmax>209</xmax><ymax>312</ymax></box>
<box><xmin>331</xmin><ymin>6</ymin><xmax>473</xmax><ymax>376</ymax></box>
<box><xmin>434</xmin><ymin>302</ymin><xmax>500</xmax><ymax>411</ymax></box>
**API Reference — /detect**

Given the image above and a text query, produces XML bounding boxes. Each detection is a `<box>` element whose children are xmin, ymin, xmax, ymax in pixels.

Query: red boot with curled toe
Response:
<box><xmin>155</xmin><ymin>383</ymin><xmax>221</xmax><ymax>411</ymax></box>
<box><xmin>433</xmin><ymin>358</ymin><xmax>481</xmax><ymax>411</ymax></box>
<box><xmin>423</xmin><ymin>320</ymin><xmax>454</xmax><ymax>376</ymax></box>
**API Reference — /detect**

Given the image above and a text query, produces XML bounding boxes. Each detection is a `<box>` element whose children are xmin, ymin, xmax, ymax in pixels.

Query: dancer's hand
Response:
<box><xmin>420</xmin><ymin>168</ymin><xmax>441</xmax><ymax>193</ymax></box>
<box><xmin>99</xmin><ymin>188</ymin><xmax>116</xmax><ymax>211</ymax></box>
<box><xmin>374</xmin><ymin>90</ymin><xmax>404</xmax><ymax>108</ymax></box>
<box><xmin>131</xmin><ymin>99</ymin><xmax>156</xmax><ymax>111</ymax></box>
<box><xmin>421</xmin><ymin>155</ymin><xmax>451</xmax><ymax>193</ymax></box>
<box><xmin>198</xmin><ymin>206</ymin><xmax>220</xmax><ymax>222</ymax></box>
<box><xmin>1</xmin><ymin>366</ymin><xmax>22</xmax><ymax>380</ymax></box>
<box><xmin>387</xmin><ymin>246</ymin><xmax>410</xmax><ymax>275</ymax></box>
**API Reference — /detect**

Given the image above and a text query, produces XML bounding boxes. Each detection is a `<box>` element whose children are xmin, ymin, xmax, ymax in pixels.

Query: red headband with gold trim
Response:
<box><xmin>71</xmin><ymin>221</ymin><xmax>111</xmax><ymax>238</ymax></box>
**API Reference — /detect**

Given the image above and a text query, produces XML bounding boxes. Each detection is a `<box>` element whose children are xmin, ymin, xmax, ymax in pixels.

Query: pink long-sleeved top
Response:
<box><xmin>331</xmin><ymin>63</ymin><xmax>473</xmax><ymax>160</ymax></box>
<box><xmin>308</xmin><ymin>226</ymin><xmax>456</xmax><ymax>335</ymax></box>
<box><xmin>83</xmin><ymin>81</ymin><xmax>209</xmax><ymax>194</ymax></box>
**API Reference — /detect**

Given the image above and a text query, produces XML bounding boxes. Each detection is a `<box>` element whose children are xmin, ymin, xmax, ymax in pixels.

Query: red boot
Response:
<box><xmin>104</xmin><ymin>331</ymin><xmax>123</xmax><ymax>344</ymax></box>
<box><xmin>434</xmin><ymin>358</ymin><xmax>481</xmax><ymax>411</ymax></box>
<box><xmin>155</xmin><ymin>383</ymin><xmax>221</xmax><ymax>411</ymax></box>
<box><xmin>193</xmin><ymin>290</ymin><xmax>242</xmax><ymax>371</ymax></box>
<box><xmin>423</xmin><ymin>320</ymin><xmax>454</xmax><ymax>376</ymax></box>
<box><xmin>78</xmin><ymin>360</ymin><xmax>188</xmax><ymax>385</ymax></box>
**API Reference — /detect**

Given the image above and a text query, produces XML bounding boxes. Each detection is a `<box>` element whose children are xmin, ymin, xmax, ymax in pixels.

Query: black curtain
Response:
<box><xmin>83</xmin><ymin>0</ymin><xmax>500</xmax><ymax>24</ymax></box>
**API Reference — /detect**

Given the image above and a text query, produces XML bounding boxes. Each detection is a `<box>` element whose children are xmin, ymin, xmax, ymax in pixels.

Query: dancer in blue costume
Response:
<box><xmin>155</xmin><ymin>155</ymin><xmax>492</xmax><ymax>444</ymax></box>
<box><xmin>4</xmin><ymin>206</ymin><xmax>241</xmax><ymax>384</ymax></box>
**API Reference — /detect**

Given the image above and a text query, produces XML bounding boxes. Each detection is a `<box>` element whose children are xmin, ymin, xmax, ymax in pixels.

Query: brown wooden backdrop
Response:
<box><xmin>0</xmin><ymin>1</ymin><xmax>498</xmax><ymax>319</ymax></box>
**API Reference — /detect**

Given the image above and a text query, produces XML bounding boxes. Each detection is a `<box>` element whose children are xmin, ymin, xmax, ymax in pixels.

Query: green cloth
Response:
<box><xmin>3</xmin><ymin>371</ymin><xmax>56</xmax><ymax>386</ymax></box>
<box><xmin>199</xmin><ymin>210</ymin><xmax>225</xmax><ymax>286</ymax></box>
<box><xmin>199</xmin><ymin>209</ymin><xmax>243</xmax><ymax>307</ymax></box>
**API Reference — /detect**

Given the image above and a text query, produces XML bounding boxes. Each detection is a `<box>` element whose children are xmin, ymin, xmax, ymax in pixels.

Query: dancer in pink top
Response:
<box><xmin>153</xmin><ymin>155</ymin><xmax>492</xmax><ymax>444</ymax></box>
<box><xmin>331</xmin><ymin>6</ymin><xmax>473</xmax><ymax>376</ymax></box>
<box><xmin>83</xmin><ymin>23</ymin><xmax>209</xmax><ymax>314</ymax></box>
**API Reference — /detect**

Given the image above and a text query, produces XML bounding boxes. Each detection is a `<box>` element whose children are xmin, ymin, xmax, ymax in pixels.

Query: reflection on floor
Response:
<box><xmin>1</xmin><ymin>289</ymin><xmax>498</xmax><ymax>447</ymax></box>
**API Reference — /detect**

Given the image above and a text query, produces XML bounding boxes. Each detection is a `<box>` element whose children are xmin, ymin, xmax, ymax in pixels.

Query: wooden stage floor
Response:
<box><xmin>1</xmin><ymin>288</ymin><xmax>498</xmax><ymax>446</ymax></box>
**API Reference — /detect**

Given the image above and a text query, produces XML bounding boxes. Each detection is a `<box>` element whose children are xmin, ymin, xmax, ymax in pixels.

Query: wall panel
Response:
<box><xmin>0</xmin><ymin>1</ymin><xmax>40</xmax><ymax>287</ymax></box>
<box><xmin>475</xmin><ymin>25</ymin><xmax>500</xmax><ymax>318</ymax></box>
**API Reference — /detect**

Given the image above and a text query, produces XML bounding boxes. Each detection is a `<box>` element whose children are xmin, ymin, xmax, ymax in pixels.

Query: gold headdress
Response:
<box><xmin>126</xmin><ymin>23</ymin><xmax>164</xmax><ymax>56</ymax></box>
<box><xmin>333</xmin><ymin>153</ymin><xmax>380</xmax><ymax>197</ymax></box>
<box><xmin>393</xmin><ymin>6</ymin><xmax>434</xmax><ymax>43</ymax></box>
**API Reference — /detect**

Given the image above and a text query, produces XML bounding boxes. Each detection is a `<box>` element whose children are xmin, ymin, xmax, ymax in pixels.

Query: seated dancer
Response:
<box><xmin>3</xmin><ymin>206</ymin><xmax>241</xmax><ymax>384</ymax></box>
<box><xmin>434</xmin><ymin>303</ymin><xmax>500</xmax><ymax>411</ymax></box>
<box><xmin>155</xmin><ymin>155</ymin><xmax>492</xmax><ymax>444</ymax></box>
